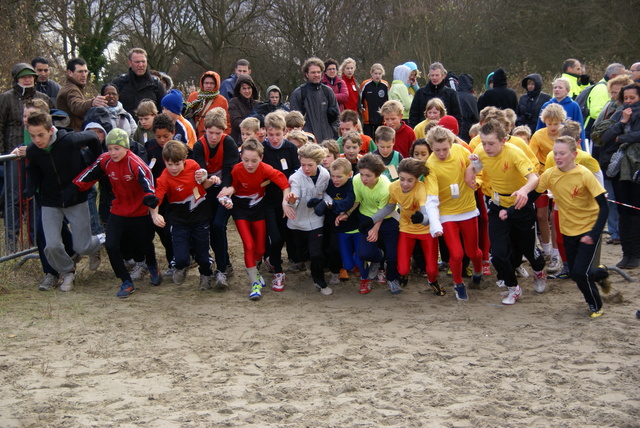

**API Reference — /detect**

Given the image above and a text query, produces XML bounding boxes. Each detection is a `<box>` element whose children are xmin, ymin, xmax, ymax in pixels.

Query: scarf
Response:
<box><xmin>185</xmin><ymin>91</ymin><xmax>219</xmax><ymax>119</ymax></box>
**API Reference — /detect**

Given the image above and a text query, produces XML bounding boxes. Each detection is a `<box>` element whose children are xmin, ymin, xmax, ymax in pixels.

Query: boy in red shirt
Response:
<box><xmin>379</xmin><ymin>100</ymin><xmax>416</xmax><ymax>158</ymax></box>
<box><xmin>151</xmin><ymin>141</ymin><xmax>222</xmax><ymax>290</ymax></box>
<box><xmin>218</xmin><ymin>139</ymin><xmax>292</xmax><ymax>300</ymax></box>
<box><xmin>73</xmin><ymin>129</ymin><xmax>159</xmax><ymax>298</ymax></box>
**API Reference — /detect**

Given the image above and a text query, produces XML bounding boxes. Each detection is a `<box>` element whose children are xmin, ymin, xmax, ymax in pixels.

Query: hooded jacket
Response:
<box><xmin>0</xmin><ymin>63</ymin><xmax>52</xmax><ymax>153</ymax></box>
<box><xmin>389</xmin><ymin>65</ymin><xmax>413</xmax><ymax>119</ymax></box>
<box><xmin>255</xmin><ymin>85</ymin><xmax>290</xmax><ymax>116</ymax></box>
<box><xmin>228</xmin><ymin>74</ymin><xmax>259</xmax><ymax>143</ymax></box>
<box><xmin>186</xmin><ymin>71</ymin><xmax>231</xmax><ymax>137</ymax></box>
<box><xmin>456</xmin><ymin>73</ymin><xmax>478</xmax><ymax>142</ymax></box>
<box><xmin>477</xmin><ymin>68</ymin><xmax>517</xmax><ymax>111</ymax></box>
<box><xmin>286</xmin><ymin>165</ymin><xmax>331</xmax><ymax>232</ymax></box>
<box><xmin>516</xmin><ymin>73</ymin><xmax>551</xmax><ymax>132</ymax></box>
<box><xmin>409</xmin><ymin>81</ymin><xmax>462</xmax><ymax>128</ymax></box>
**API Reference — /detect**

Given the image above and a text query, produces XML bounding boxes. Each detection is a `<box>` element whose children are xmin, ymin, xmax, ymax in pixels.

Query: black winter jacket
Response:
<box><xmin>25</xmin><ymin>128</ymin><xmax>101</xmax><ymax>207</ymax></box>
<box><xmin>112</xmin><ymin>69</ymin><xmax>167</xmax><ymax>118</ymax></box>
<box><xmin>409</xmin><ymin>82</ymin><xmax>461</xmax><ymax>128</ymax></box>
<box><xmin>477</xmin><ymin>68</ymin><xmax>518</xmax><ymax>111</ymax></box>
<box><xmin>516</xmin><ymin>73</ymin><xmax>552</xmax><ymax>132</ymax></box>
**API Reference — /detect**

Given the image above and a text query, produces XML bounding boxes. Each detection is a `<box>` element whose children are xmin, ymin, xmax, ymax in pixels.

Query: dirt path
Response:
<box><xmin>0</xmin><ymin>235</ymin><xmax>638</xmax><ymax>427</ymax></box>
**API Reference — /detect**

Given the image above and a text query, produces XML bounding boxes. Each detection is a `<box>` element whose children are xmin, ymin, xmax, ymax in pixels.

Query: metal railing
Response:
<box><xmin>0</xmin><ymin>153</ymin><xmax>38</xmax><ymax>264</ymax></box>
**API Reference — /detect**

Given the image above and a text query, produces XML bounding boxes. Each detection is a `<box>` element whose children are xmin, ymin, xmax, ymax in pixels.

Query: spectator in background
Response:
<box><xmin>185</xmin><ymin>70</ymin><xmax>231</xmax><ymax>138</ymax></box>
<box><xmin>477</xmin><ymin>68</ymin><xmax>517</xmax><ymax>111</ymax></box>
<box><xmin>220</xmin><ymin>59</ymin><xmax>251</xmax><ymax>101</ymax></box>
<box><xmin>101</xmin><ymin>83</ymin><xmax>137</xmax><ymax>137</ymax></box>
<box><xmin>561</xmin><ymin>58</ymin><xmax>591</xmax><ymax>99</ymax></box>
<box><xmin>536</xmin><ymin>78</ymin><xmax>585</xmax><ymax>146</ymax></box>
<box><xmin>516</xmin><ymin>73</ymin><xmax>552</xmax><ymax>133</ymax></box>
<box><xmin>456</xmin><ymin>73</ymin><xmax>478</xmax><ymax>142</ymax></box>
<box><xmin>57</xmin><ymin>58</ymin><xmax>108</xmax><ymax>131</ymax></box>
<box><xmin>228</xmin><ymin>74</ymin><xmax>259</xmax><ymax>144</ymax></box>
<box><xmin>32</xmin><ymin>57</ymin><xmax>61</xmax><ymax>108</ymax></box>
<box><xmin>403</xmin><ymin>61</ymin><xmax>421</xmax><ymax>96</ymax></box>
<box><xmin>112</xmin><ymin>48</ymin><xmax>167</xmax><ymax>117</ymax></box>
<box><xmin>339</xmin><ymin>58</ymin><xmax>359</xmax><ymax>112</ymax></box>
<box><xmin>409</xmin><ymin>62</ymin><xmax>461</xmax><ymax>128</ymax></box>
<box><xmin>290</xmin><ymin>57</ymin><xmax>340</xmax><ymax>142</ymax></box>
<box><xmin>360</xmin><ymin>63</ymin><xmax>389</xmax><ymax>138</ymax></box>
<box><xmin>629</xmin><ymin>62</ymin><xmax>640</xmax><ymax>83</ymax></box>
<box><xmin>388</xmin><ymin>64</ymin><xmax>413</xmax><ymax>120</ymax></box>
<box><xmin>323</xmin><ymin>58</ymin><xmax>348</xmax><ymax>112</ymax></box>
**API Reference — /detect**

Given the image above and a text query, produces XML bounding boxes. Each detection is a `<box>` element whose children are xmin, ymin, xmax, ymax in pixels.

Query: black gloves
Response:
<box><xmin>358</xmin><ymin>217</ymin><xmax>373</xmax><ymax>234</ymax></box>
<box><xmin>307</xmin><ymin>197</ymin><xmax>323</xmax><ymax>208</ymax></box>
<box><xmin>314</xmin><ymin>201</ymin><xmax>328</xmax><ymax>216</ymax></box>
<box><xmin>62</xmin><ymin>183</ymin><xmax>79</xmax><ymax>207</ymax></box>
<box><xmin>143</xmin><ymin>194</ymin><xmax>159</xmax><ymax>208</ymax></box>
<box><xmin>411</xmin><ymin>211</ymin><xmax>424</xmax><ymax>224</ymax></box>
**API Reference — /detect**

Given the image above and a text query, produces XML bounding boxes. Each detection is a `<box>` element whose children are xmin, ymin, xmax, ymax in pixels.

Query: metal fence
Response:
<box><xmin>0</xmin><ymin>153</ymin><xmax>38</xmax><ymax>263</ymax></box>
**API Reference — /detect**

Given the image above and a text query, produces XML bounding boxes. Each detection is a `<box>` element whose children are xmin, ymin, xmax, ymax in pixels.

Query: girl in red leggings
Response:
<box><xmin>425</xmin><ymin>126</ymin><xmax>483</xmax><ymax>301</ymax></box>
<box><xmin>218</xmin><ymin>139</ymin><xmax>291</xmax><ymax>300</ymax></box>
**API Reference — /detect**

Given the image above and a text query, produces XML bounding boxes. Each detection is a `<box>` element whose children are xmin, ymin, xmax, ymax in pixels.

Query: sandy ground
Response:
<box><xmin>0</xmin><ymin>227</ymin><xmax>638</xmax><ymax>427</ymax></box>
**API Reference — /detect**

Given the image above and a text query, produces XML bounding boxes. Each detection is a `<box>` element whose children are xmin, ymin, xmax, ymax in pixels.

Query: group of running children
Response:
<box><xmin>22</xmin><ymin>93</ymin><xmax>611</xmax><ymax>319</ymax></box>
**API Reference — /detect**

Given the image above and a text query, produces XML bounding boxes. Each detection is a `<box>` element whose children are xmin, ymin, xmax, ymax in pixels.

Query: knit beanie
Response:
<box><xmin>161</xmin><ymin>89</ymin><xmax>184</xmax><ymax>115</ymax></box>
<box><xmin>105</xmin><ymin>128</ymin><xmax>130</xmax><ymax>149</ymax></box>
<box><xmin>438</xmin><ymin>115</ymin><xmax>459</xmax><ymax>136</ymax></box>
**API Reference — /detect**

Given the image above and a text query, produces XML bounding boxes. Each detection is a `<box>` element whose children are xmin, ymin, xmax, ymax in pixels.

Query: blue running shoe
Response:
<box><xmin>117</xmin><ymin>280</ymin><xmax>135</xmax><ymax>298</ymax></box>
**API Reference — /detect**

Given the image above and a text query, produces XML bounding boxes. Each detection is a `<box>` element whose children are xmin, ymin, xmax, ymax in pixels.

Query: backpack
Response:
<box><xmin>575</xmin><ymin>81</ymin><xmax>605</xmax><ymax>119</ymax></box>
<box><xmin>590</xmin><ymin>118</ymin><xmax>616</xmax><ymax>147</ymax></box>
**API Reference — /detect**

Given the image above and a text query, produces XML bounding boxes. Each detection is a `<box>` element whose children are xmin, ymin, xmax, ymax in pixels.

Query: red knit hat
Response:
<box><xmin>438</xmin><ymin>115</ymin><xmax>459</xmax><ymax>135</ymax></box>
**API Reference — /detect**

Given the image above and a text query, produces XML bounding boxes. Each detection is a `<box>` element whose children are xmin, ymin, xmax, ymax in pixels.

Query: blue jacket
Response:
<box><xmin>536</xmin><ymin>96</ymin><xmax>586</xmax><ymax>148</ymax></box>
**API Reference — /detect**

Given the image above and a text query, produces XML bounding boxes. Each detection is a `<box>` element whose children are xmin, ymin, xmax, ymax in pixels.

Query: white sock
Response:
<box><xmin>246</xmin><ymin>266</ymin><xmax>258</xmax><ymax>284</ymax></box>
<box><xmin>541</xmin><ymin>242</ymin><xmax>551</xmax><ymax>255</ymax></box>
<box><xmin>552</xmin><ymin>248</ymin><xmax>560</xmax><ymax>258</ymax></box>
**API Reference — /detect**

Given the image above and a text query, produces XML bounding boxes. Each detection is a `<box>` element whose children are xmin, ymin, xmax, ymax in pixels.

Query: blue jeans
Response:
<box><xmin>603</xmin><ymin>178</ymin><xmax>618</xmax><ymax>240</ymax></box>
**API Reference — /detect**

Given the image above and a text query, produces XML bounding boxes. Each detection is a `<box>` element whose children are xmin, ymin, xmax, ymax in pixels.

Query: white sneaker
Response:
<box><xmin>496</xmin><ymin>279</ymin><xmax>506</xmax><ymax>288</ymax></box>
<box><xmin>515</xmin><ymin>265</ymin><xmax>529</xmax><ymax>278</ymax></box>
<box><xmin>315</xmin><ymin>283</ymin><xmax>333</xmax><ymax>295</ymax></box>
<box><xmin>96</xmin><ymin>233</ymin><xmax>106</xmax><ymax>245</ymax></box>
<box><xmin>546</xmin><ymin>256</ymin><xmax>562</xmax><ymax>274</ymax></box>
<box><xmin>88</xmin><ymin>249</ymin><xmax>101</xmax><ymax>271</ymax></box>
<box><xmin>329</xmin><ymin>272</ymin><xmax>340</xmax><ymax>285</ymax></box>
<box><xmin>213</xmin><ymin>270</ymin><xmax>228</xmax><ymax>289</ymax></box>
<box><xmin>272</xmin><ymin>273</ymin><xmax>285</xmax><ymax>291</ymax></box>
<box><xmin>533</xmin><ymin>270</ymin><xmax>547</xmax><ymax>293</ymax></box>
<box><xmin>130</xmin><ymin>262</ymin><xmax>148</xmax><ymax>281</ymax></box>
<box><xmin>59</xmin><ymin>272</ymin><xmax>75</xmax><ymax>292</ymax></box>
<box><xmin>501</xmin><ymin>285</ymin><xmax>522</xmax><ymax>305</ymax></box>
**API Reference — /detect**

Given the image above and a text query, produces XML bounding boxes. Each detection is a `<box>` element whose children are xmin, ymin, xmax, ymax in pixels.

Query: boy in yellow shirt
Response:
<box><xmin>506</xmin><ymin>136</ymin><xmax>609</xmax><ymax>318</ymax></box>
<box><xmin>466</xmin><ymin>119</ymin><xmax>546</xmax><ymax>305</ymax></box>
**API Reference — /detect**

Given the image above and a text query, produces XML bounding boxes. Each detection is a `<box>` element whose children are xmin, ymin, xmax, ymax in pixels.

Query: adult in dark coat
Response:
<box><xmin>477</xmin><ymin>68</ymin><xmax>518</xmax><ymax>112</ymax></box>
<box><xmin>516</xmin><ymin>73</ymin><xmax>552</xmax><ymax>132</ymax></box>
<box><xmin>111</xmin><ymin>48</ymin><xmax>167</xmax><ymax>118</ymax></box>
<box><xmin>228</xmin><ymin>74</ymin><xmax>259</xmax><ymax>143</ymax></box>
<box><xmin>409</xmin><ymin>62</ymin><xmax>462</xmax><ymax>127</ymax></box>
<box><xmin>456</xmin><ymin>73</ymin><xmax>478</xmax><ymax>142</ymax></box>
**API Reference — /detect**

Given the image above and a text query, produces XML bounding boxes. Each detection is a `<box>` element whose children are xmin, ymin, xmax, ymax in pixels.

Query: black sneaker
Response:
<box><xmin>429</xmin><ymin>281</ymin><xmax>446</xmax><ymax>296</ymax></box>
